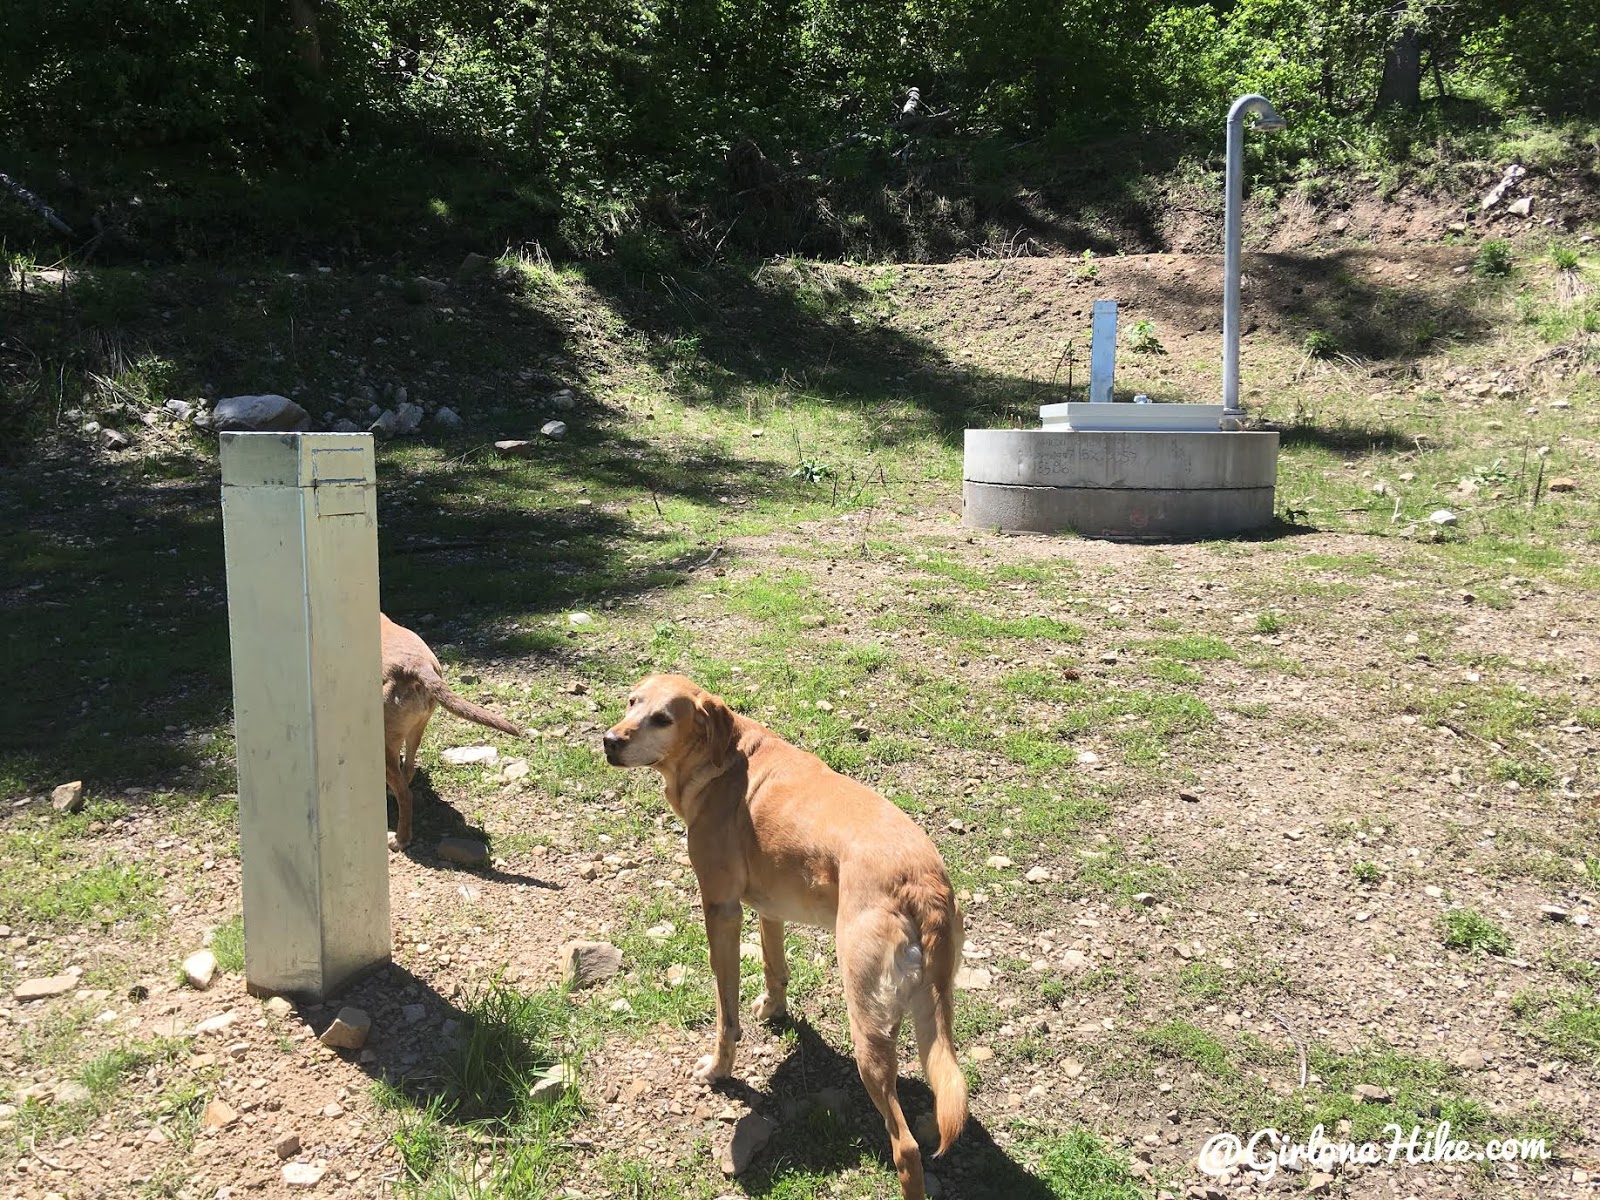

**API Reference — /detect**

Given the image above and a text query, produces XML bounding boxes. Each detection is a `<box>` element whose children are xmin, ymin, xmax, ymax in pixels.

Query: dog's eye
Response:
<box><xmin>649</xmin><ymin>712</ymin><xmax>673</xmax><ymax>727</ymax></box>
<box><xmin>627</xmin><ymin>696</ymin><xmax>637</xmax><ymax>707</ymax></box>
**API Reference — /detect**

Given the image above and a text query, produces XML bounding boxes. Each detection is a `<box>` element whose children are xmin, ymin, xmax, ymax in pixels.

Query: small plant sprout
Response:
<box><xmin>1474</xmin><ymin>239</ymin><xmax>1514</xmax><ymax>278</ymax></box>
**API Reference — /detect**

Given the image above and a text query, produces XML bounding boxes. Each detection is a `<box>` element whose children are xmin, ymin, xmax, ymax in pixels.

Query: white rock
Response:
<box><xmin>433</xmin><ymin>406</ymin><xmax>463</xmax><ymax>429</ymax></box>
<box><xmin>441</xmin><ymin>745</ymin><xmax>498</xmax><ymax>766</ymax></box>
<box><xmin>567</xmin><ymin>611</ymin><xmax>593</xmax><ymax>626</ymax></box>
<box><xmin>282</xmin><ymin>1162</ymin><xmax>324</xmax><ymax>1188</ymax></box>
<box><xmin>195</xmin><ymin>1012</ymin><xmax>238</xmax><ymax>1036</ymax></box>
<box><xmin>1427</xmin><ymin>509</ymin><xmax>1458</xmax><ymax>526</ymax></box>
<box><xmin>182</xmin><ymin>950</ymin><xmax>219</xmax><ymax>991</ymax></box>
<box><xmin>541</xmin><ymin>419</ymin><xmax>568</xmax><ymax>440</ymax></box>
<box><xmin>1026</xmin><ymin>866</ymin><xmax>1051</xmax><ymax>884</ymax></box>
<box><xmin>213</xmin><ymin>394</ymin><xmax>311</xmax><ymax>433</ymax></box>
<box><xmin>393</xmin><ymin>402</ymin><xmax>425</xmax><ymax>434</ymax></box>
<box><xmin>985</xmin><ymin>855</ymin><xmax>1012</xmax><ymax>870</ymax></box>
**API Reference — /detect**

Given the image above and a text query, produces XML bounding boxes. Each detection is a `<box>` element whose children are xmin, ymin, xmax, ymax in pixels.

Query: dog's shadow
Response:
<box><xmin>723</xmin><ymin>1016</ymin><xmax>1057</xmax><ymax>1200</ymax></box>
<box><xmin>388</xmin><ymin>768</ymin><xmax>559</xmax><ymax>889</ymax></box>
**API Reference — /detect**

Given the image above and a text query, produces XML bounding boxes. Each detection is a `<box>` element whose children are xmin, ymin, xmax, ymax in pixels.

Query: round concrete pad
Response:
<box><xmin>963</xmin><ymin>429</ymin><xmax>1280</xmax><ymax>538</ymax></box>
<box><xmin>963</xmin><ymin>482</ymin><xmax>1276</xmax><ymax>539</ymax></box>
<box><xmin>964</xmin><ymin>429</ymin><xmax>1279</xmax><ymax>489</ymax></box>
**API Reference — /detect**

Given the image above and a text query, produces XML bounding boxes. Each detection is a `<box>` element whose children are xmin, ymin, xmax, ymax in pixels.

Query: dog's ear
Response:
<box><xmin>696</xmin><ymin>693</ymin><xmax>736</xmax><ymax>768</ymax></box>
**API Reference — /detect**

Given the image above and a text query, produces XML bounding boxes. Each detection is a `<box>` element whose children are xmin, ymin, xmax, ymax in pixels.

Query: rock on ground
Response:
<box><xmin>213</xmin><ymin>394</ymin><xmax>312</xmax><ymax>433</ymax></box>
<box><xmin>560</xmin><ymin>940</ymin><xmax>623</xmax><ymax>989</ymax></box>
<box><xmin>318</xmin><ymin>1007</ymin><xmax>372</xmax><ymax>1050</ymax></box>
<box><xmin>51</xmin><ymin>780</ymin><xmax>84</xmax><ymax>813</ymax></box>
<box><xmin>15</xmin><ymin>974</ymin><xmax>78</xmax><ymax>1001</ymax></box>
<box><xmin>182</xmin><ymin>949</ymin><xmax>218</xmax><ymax>990</ymax></box>
<box><xmin>529</xmin><ymin>1063</ymin><xmax>576</xmax><ymax>1105</ymax></box>
<box><xmin>720</xmin><ymin>1113</ymin><xmax>773</xmax><ymax>1176</ymax></box>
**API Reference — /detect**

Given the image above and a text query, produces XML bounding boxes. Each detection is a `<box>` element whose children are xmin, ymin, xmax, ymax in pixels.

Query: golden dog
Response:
<box><xmin>602</xmin><ymin>674</ymin><xmax>966</xmax><ymax>1198</ymax></box>
<box><xmin>381</xmin><ymin>613</ymin><xmax>522</xmax><ymax>849</ymax></box>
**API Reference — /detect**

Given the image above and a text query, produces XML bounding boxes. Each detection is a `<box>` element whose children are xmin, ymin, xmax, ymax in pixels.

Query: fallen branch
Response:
<box><xmin>0</xmin><ymin>171</ymin><xmax>73</xmax><ymax>236</ymax></box>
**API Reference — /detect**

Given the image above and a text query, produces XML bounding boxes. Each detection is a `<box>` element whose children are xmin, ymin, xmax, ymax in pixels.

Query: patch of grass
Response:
<box><xmin>1511</xmin><ymin>990</ymin><xmax>1600</xmax><ymax>1065</ymax></box>
<box><xmin>0</xmin><ymin>856</ymin><xmax>162</xmax><ymax>931</ymax></box>
<box><xmin>1177</xmin><ymin>962</ymin><xmax>1229</xmax><ymax>1001</ymax></box>
<box><xmin>1404</xmin><ymin>683</ymin><xmax>1553</xmax><ymax>746</ymax></box>
<box><xmin>1441</xmin><ymin>908</ymin><xmax>1513</xmax><ymax>956</ymax></box>
<box><xmin>1351</xmin><ymin>860</ymin><xmax>1383</xmax><ymax>885</ymax></box>
<box><xmin>931</xmin><ymin>608</ymin><xmax>1085</xmax><ymax>643</ymax></box>
<box><xmin>211</xmin><ymin>915</ymin><xmax>245</xmax><ymax>974</ymax></box>
<box><xmin>1254</xmin><ymin>612</ymin><xmax>1283</xmax><ymax>634</ymax></box>
<box><xmin>1034</xmin><ymin>1127</ymin><xmax>1145</xmax><ymax>1200</ymax></box>
<box><xmin>1141</xmin><ymin>1019</ymin><xmax>1237</xmax><ymax>1079</ymax></box>
<box><xmin>1304</xmin><ymin>1045</ymin><xmax>1487</xmax><ymax>1143</ymax></box>
<box><xmin>1144</xmin><ymin>634</ymin><xmax>1236</xmax><ymax>662</ymax></box>
<box><xmin>1073</xmin><ymin>841</ymin><xmax>1178</xmax><ymax>905</ymax></box>
<box><xmin>375</xmin><ymin>979</ymin><xmax>584</xmax><ymax>1196</ymax></box>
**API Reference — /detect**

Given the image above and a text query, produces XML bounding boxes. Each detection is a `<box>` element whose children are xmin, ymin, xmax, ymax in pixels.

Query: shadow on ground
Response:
<box><xmin>0</xmin><ymin>245</ymin><xmax>1491</xmax><ymax>795</ymax></box>
<box><xmin>718</xmin><ymin>1015</ymin><xmax>1059</xmax><ymax>1200</ymax></box>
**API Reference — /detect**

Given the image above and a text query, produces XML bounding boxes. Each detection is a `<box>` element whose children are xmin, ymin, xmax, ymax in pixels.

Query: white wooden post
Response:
<box><xmin>220</xmin><ymin>432</ymin><xmax>391</xmax><ymax>1001</ymax></box>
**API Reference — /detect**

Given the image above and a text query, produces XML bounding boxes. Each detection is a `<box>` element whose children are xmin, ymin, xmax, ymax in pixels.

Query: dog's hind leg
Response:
<box><xmin>752</xmin><ymin>916</ymin><xmax>789</xmax><ymax>1021</ymax></box>
<box><xmin>385</xmin><ymin>748</ymin><xmax>413</xmax><ymax>851</ymax></box>
<box><xmin>838</xmin><ymin>910</ymin><xmax>925</xmax><ymax>1200</ymax></box>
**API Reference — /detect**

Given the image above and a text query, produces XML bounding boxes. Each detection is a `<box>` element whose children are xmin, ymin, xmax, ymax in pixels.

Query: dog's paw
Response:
<box><xmin>751</xmin><ymin>991</ymin><xmax>787</xmax><ymax>1022</ymax></box>
<box><xmin>691</xmin><ymin>1053</ymin><xmax>731</xmax><ymax>1084</ymax></box>
<box><xmin>387</xmin><ymin>831</ymin><xmax>409</xmax><ymax>853</ymax></box>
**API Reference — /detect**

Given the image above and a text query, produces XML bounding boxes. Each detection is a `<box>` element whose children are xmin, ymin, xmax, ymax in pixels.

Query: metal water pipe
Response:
<box><xmin>1221</xmin><ymin>94</ymin><xmax>1286</xmax><ymax>428</ymax></box>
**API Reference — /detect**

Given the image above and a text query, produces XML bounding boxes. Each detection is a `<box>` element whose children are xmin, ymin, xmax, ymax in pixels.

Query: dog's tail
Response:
<box><xmin>909</xmin><ymin>883</ymin><xmax>968</xmax><ymax>1156</ymax></box>
<box><xmin>425</xmin><ymin>675</ymin><xmax>523</xmax><ymax>737</ymax></box>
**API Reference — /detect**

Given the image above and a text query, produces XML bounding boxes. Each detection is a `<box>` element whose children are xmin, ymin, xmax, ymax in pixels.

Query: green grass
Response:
<box><xmin>1511</xmin><ymin>990</ymin><xmax>1600</xmax><ymax>1065</ymax></box>
<box><xmin>1441</xmin><ymin>909</ymin><xmax>1514</xmax><ymax>956</ymax></box>
<box><xmin>1351</xmin><ymin>860</ymin><xmax>1383</xmax><ymax>884</ymax></box>
<box><xmin>1141</xmin><ymin>1019</ymin><xmax>1236</xmax><ymax>1079</ymax></box>
<box><xmin>1034</xmin><ymin>1128</ymin><xmax>1145</xmax><ymax>1199</ymax></box>
<box><xmin>1475</xmin><ymin>238</ymin><xmax>1515</xmax><ymax>278</ymax></box>
<box><xmin>211</xmin><ymin>916</ymin><xmax>245</xmax><ymax>974</ymax></box>
<box><xmin>376</xmin><ymin>978</ymin><xmax>585</xmax><ymax>1196</ymax></box>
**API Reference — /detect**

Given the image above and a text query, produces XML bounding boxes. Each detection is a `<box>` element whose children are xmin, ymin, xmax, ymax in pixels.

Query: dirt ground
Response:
<box><xmin>9</xmin><ymin>495</ymin><xmax>1596</xmax><ymax>1199</ymax></box>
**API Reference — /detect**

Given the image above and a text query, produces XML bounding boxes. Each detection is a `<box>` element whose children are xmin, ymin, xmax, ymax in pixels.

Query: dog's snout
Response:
<box><xmin>602</xmin><ymin>730</ymin><xmax>621</xmax><ymax>752</ymax></box>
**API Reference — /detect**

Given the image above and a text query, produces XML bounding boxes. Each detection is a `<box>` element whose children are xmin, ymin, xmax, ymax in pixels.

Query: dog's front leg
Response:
<box><xmin>752</xmin><ymin>916</ymin><xmax>789</xmax><ymax>1021</ymax></box>
<box><xmin>693</xmin><ymin>897</ymin><xmax>743</xmax><ymax>1083</ymax></box>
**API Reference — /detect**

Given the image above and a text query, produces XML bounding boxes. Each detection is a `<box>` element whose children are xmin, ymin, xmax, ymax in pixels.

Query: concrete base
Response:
<box><xmin>963</xmin><ymin>428</ymin><xmax>1279</xmax><ymax>539</ymax></box>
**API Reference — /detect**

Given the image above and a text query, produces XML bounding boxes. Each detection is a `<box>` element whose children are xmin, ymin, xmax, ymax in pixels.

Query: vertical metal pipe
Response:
<box><xmin>1222</xmin><ymin>94</ymin><xmax>1285</xmax><ymax>426</ymax></box>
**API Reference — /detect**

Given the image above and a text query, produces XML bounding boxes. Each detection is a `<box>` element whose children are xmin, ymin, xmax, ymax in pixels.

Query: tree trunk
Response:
<box><xmin>1378</xmin><ymin>20</ymin><xmax>1421</xmax><ymax>108</ymax></box>
<box><xmin>288</xmin><ymin>0</ymin><xmax>323</xmax><ymax>76</ymax></box>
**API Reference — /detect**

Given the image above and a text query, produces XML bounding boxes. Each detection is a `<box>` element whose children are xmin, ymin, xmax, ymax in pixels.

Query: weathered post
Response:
<box><xmin>219</xmin><ymin>432</ymin><xmax>390</xmax><ymax>1000</ymax></box>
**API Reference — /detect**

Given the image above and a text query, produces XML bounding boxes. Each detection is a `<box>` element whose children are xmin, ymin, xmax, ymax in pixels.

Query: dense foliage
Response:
<box><xmin>1</xmin><ymin>0</ymin><xmax>1595</xmax><ymax>256</ymax></box>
